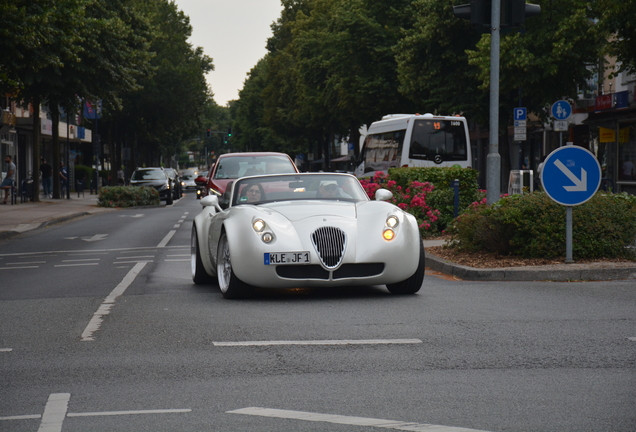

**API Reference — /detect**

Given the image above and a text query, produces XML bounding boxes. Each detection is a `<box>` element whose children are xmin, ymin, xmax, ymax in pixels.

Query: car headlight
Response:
<box><xmin>252</xmin><ymin>219</ymin><xmax>274</xmax><ymax>243</ymax></box>
<box><xmin>253</xmin><ymin>219</ymin><xmax>266</xmax><ymax>232</ymax></box>
<box><xmin>382</xmin><ymin>229</ymin><xmax>395</xmax><ymax>241</ymax></box>
<box><xmin>383</xmin><ymin>215</ymin><xmax>399</xmax><ymax>241</ymax></box>
<box><xmin>386</xmin><ymin>215</ymin><xmax>399</xmax><ymax>228</ymax></box>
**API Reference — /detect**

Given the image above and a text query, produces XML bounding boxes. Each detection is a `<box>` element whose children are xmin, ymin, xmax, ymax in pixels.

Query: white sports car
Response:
<box><xmin>191</xmin><ymin>173</ymin><xmax>425</xmax><ymax>299</ymax></box>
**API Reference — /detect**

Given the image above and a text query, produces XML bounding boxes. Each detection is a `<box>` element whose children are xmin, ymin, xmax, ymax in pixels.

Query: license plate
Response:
<box><xmin>264</xmin><ymin>252</ymin><xmax>310</xmax><ymax>265</ymax></box>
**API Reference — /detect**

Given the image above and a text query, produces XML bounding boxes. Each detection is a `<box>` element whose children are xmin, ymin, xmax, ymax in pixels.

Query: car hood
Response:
<box><xmin>261</xmin><ymin>201</ymin><xmax>357</xmax><ymax>221</ymax></box>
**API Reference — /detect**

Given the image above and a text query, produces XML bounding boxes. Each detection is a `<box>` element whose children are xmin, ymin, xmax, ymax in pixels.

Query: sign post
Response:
<box><xmin>540</xmin><ymin>145</ymin><xmax>601</xmax><ymax>263</ymax></box>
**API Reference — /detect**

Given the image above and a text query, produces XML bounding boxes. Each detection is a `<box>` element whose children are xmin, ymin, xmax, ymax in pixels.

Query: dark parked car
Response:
<box><xmin>130</xmin><ymin>167</ymin><xmax>174</xmax><ymax>204</ymax></box>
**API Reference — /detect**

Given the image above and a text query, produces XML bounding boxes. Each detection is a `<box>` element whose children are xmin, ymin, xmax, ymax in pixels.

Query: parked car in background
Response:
<box><xmin>197</xmin><ymin>152</ymin><xmax>299</xmax><ymax>202</ymax></box>
<box><xmin>130</xmin><ymin>167</ymin><xmax>173</xmax><ymax>204</ymax></box>
<box><xmin>191</xmin><ymin>172</ymin><xmax>425</xmax><ymax>299</ymax></box>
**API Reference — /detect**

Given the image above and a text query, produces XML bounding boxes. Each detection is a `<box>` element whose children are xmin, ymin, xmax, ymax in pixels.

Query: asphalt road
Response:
<box><xmin>1</xmin><ymin>192</ymin><xmax>634</xmax><ymax>432</ymax></box>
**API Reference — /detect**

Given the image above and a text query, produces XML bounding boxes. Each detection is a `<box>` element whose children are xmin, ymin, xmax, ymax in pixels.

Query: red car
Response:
<box><xmin>195</xmin><ymin>152</ymin><xmax>299</xmax><ymax>200</ymax></box>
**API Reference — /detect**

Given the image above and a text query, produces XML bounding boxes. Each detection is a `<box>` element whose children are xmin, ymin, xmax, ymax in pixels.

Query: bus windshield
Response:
<box><xmin>408</xmin><ymin>119</ymin><xmax>468</xmax><ymax>162</ymax></box>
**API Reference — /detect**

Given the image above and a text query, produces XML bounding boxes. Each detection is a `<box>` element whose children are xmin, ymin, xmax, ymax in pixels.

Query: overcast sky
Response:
<box><xmin>173</xmin><ymin>0</ymin><xmax>283</xmax><ymax>106</ymax></box>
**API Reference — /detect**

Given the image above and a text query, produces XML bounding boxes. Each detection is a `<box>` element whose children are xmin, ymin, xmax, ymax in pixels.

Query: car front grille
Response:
<box><xmin>311</xmin><ymin>226</ymin><xmax>346</xmax><ymax>269</ymax></box>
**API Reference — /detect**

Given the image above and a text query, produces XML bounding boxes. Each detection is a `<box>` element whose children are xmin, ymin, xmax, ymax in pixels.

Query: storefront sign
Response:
<box><xmin>599</xmin><ymin>127</ymin><xmax>631</xmax><ymax>143</ymax></box>
<box><xmin>595</xmin><ymin>94</ymin><xmax>612</xmax><ymax>111</ymax></box>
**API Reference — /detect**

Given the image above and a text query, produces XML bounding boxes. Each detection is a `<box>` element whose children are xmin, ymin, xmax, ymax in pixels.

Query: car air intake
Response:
<box><xmin>311</xmin><ymin>226</ymin><xmax>346</xmax><ymax>269</ymax></box>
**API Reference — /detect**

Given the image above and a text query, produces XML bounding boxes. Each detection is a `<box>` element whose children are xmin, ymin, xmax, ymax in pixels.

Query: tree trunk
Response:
<box><xmin>50</xmin><ymin>103</ymin><xmax>61</xmax><ymax>199</ymax></box>
<box><xmin>32</xmin><ymin>97</ymin><xmax>41</xmax><ymax>202</ymax></box>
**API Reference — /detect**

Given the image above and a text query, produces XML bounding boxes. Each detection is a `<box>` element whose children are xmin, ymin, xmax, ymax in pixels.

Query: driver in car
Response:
<box><xmin>317</xmin><ymin>180</ymin><xmax>351</xmax><ymax>199</ymax></box>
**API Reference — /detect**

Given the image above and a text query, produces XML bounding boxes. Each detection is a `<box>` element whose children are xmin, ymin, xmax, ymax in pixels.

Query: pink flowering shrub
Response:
<box><xmin>360</xmin><ymin>171</ymin><xmax>440</xmax><ymax>236</ymax></box>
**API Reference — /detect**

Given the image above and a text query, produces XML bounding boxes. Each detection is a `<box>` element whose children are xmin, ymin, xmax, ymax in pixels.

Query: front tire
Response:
<box><xmin>191</xmin><ymin>225</ymin><xmax>214</xmax><ymax>284</ymax></box>
<box><xmin>386</xmin><ymin>240</ymin><xmax>425</xmax><ymax>295</ymax></box>
<box><xmin>217</xmin><ymin>232</ymin><xmax>253</xmax><ymax>299</ymax></box>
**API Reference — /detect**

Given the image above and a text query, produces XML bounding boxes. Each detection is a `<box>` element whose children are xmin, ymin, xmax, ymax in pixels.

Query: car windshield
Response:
<box><xmin>132</xmin><ymin>169</ymin><xmax>166</xmax><ymax>180</ymax></box>
<box><xmin>231</xmin><ymin>174</ymin><xmax>368</xmax><ymax>206</ymax></box>
<box><xmin>214</xmin><ymin>155</ymin><xmax>296</xmax><ymax>180</ymax></box>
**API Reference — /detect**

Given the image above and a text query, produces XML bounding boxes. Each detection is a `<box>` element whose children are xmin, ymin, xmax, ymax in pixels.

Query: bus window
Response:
<box><xmin>409</xmin><ymin>119</ymin><xmax>468</xmax><ymax>162</ymax></box>
<box><xmin>361</xmin><ymin>129</ymin><xmax>406</xmax><ymax>173</ymax></box>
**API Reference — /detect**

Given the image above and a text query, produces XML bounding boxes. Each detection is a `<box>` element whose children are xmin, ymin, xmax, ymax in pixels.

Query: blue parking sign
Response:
<box><xmin>514</xmin><ymin>107</ymin><xmax>527</xmax><ymax>121</ymax></box>
<box><xmin>541</xmin><ymin>146</ymin><xmax>601</xmax><ymax>206</ymax></box>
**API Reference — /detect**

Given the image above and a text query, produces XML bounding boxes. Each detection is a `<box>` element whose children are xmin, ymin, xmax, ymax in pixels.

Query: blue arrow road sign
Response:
<box><xmin>514</xmin><ymin>107</ymin><xmax>527</xmax><ymax>121</ymax></box>
<box><xmin>551</xmin><ymin>100</ymin><xmax>572</xmax><ymax>120</ymax></box>
<box><xmin>541</xmin><ymin>146</ymin><xmax>601</xmax><ymax>206</ymax></box>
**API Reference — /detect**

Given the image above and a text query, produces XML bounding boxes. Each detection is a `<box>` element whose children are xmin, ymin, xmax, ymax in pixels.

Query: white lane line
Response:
<box><xmin>227</xmin><ymin>407</ymin><xmax>492</xmax><ymax>432</ymax></box>
<box><xmin>173</xmin><ymin>224</ymin><xmax>181</xmax><ymax>229</ymax></box>
<box><xmin>62</xmin><ymin>259</ymin><xmax>100</xmax><ymax>262</ymax></box>
<box><xmin>54</xmin><ymin>263</ymin><xmax>99</xmax><ymax>268</ymax></box>
<box><xmin>118</xmin><ymin>250</ymin><xmax>158</xmax><ymax>254</ymax></box>
<box><xmin>1</xmin><ymin>266</ymin><xmax>39</xmax><ymax>270</ymax></box>
<box><xmin>157</xmin><ymin>230</ymin><xmax>176</xmax><ymax>248</ymax></box>
<box><xmin>0</xmin><ymin>414</ymin><xmax>41</xmax><ymax>420</ymax></box>
<box><xmin>213</xmin><ymin>339</ymin><xmax>423</xmax><ymax>347</ymax></box>
<box><xmin>0</xmin><ymin>348</ymin><xmax>12</xmax><ymax>352</ymax></box>
<box><xmin>81</xmin><ymin>262</ymin><xmax>147</xmax><ymax>341</ymax></box>
<box><xmin>164</xmin><ymin>259</ymin><xmax>190</xmax><ymax>262</ymax></box>
<box><xmin>114</xmin><ymin>260</ymin><xmax>154</xmax><ymax>264</ymax></box>
<box><xmin>67</xmin><ymin>409</ymin><xmax>191</xmax><ymax>417</ymax></box>
<box><xmin>167</xmin><ymin>254</ymin><xmax>189</xmax><ymax>257</ymax></box>
<box><xmin>628</xmin><ymin>337</ymin><xmax>636</xmax><ymax>341</ymax></box>
<box><xmin>6</xmin><ymin>261</ymin><xmax>46</xmax><ymax>265</ymax></box>
<box><xmin>115</xmin><ymin>256</ymin><xmax>154</xmax><ymax>260</ymax></box>
<box><xmin>38</xmin><ymin>393</ymin><xmax>70</xmax><ymax>432</ymax></box>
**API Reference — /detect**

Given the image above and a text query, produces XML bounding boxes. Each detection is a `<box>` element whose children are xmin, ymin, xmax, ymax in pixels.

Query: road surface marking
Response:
<box><xmin>114</xmin><ymin>260</ymin><xmax>154</xmax><ymax>265</ymax></box>
<box><xmin>38</xmin><ymin>393</ymin><xmax>70</xmax><ymax>432</ymax></box>
<box><xmin>67</xmin><ymin>409</ymin><xmax>191</xmax><ymax>417</ymax></box>
<box><xmin>173</xmin><ymin>224</ymin><xmax>181</xmax><ymax>228</ymax></box>
<box><xmin>81</xmin><ymin>262</ymin><xmax>147</xmax><ymax>341</ymax></box>
<box><xmin>115</xmin><ymin>256</ymin><xmax>155</xmax><ymax>259</ymax></box>
<box><xmin>227</xmin><ymin>407</ymin><xmax>491</xmax><ymax>432</ymax></box>
<box><xmin>167</xmin><ymin>254</ymin><xmax>189</xmax><ymax>257</ymax></box>
<box><xmin>164</xmin><ymin>259</ymin><xmax>190</xmax><ymax>262</ymax></box>
<box><xmin>82</xmin><ymin>234</ymin><xmax>108</xmax><ymax>242</ymax></box>
<box><xmin>62</xmin><ymin>259</ymin><xmax>100</xmax><ymax>262</ymax></box>
<box><xmin>6</xmin><ymin>261</ymin><xmax>46</xmax><ymax>265</ymax></box>
<box><xmin>0</xmin><ymin>348</ymin><xmax>12</xmax><ymax>352</ymax></box>
<box><xmin>213</xmin><ymin>339</ymin><xmax>422</xmax><ymax>347</ymax></box>
<box><xmin>157</xmin><ymin>230</ymin><xmax>176</xmax><ymax>248</ymax></box>
<box><xmin>1</xmin><ymin>266</ymin><xmax>39</xmax><ymax>270</ymax></box>
<box><xmin>54</xmin><ymin>263</ymin><xmax>99</xmax><ymax>268</ymax></box>
<box><xmin>0</xmin><ymin>246</ymin><xmax>185</xmax><ymax>258</ymax></box>
<box><xmin>0</xmin><ymin>414</ymin><xmax>41</xmax><ymax>420</ymax></box>
<box><xmin>628</xmin><ymin>337</ymin><xmax>636</xmax><ymax>341</ymax></box>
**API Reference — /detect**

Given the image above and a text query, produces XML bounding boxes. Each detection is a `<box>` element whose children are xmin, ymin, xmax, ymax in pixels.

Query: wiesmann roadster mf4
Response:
<box><xmin>191</xmin><ymin>173</ymin><xmax>425</xmax><ymax>299</ymax></box>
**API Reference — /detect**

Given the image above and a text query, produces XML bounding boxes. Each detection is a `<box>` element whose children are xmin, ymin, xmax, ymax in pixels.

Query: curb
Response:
<box><xmin>425</xmin><ymin>251</ymin><xmax>636</xmax><ymax>282</ymax></box>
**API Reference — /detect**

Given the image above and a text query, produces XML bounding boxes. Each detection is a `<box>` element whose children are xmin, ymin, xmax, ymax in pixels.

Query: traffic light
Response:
<box><xmin>227</xmin><ymin>127</ymin><xmax>232</xmax><ymax>137</ymax></box>
<box><xmin>453</xmin><ymin>0</ymin><xmax>540</xmax><ymax>28</ymax></box>
<box><xmin>206</xmin><ymin>129</ymin><xmax>211</xmax><ymax>138</ymax></box>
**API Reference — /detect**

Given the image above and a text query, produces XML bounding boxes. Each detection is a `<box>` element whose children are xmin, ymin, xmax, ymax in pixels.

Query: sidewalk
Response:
<box><xmin>0</xmin><ymin>193</ymin><xmax>117</xmax><ymax>240</ymax></box>
<box><xmin>1</xmin><ymin>196</ymin><xmax>635</xmax><ymax>281</ymax></box>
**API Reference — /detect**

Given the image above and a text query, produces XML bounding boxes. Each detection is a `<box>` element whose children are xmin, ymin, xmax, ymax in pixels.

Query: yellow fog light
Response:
<box><xmin>386</xmin><ymin>215</ymin><xmax>399</xmax><ymax>228</ymax></box>
<box><xmin>253</xmin><ymin>219</ymin><xmax>266</xmax><ymax>232</ymax></box>
<box><xmin>382</xmin><ymin>229</ymin><xmax>395</xmax><ymax>241</ymax></box>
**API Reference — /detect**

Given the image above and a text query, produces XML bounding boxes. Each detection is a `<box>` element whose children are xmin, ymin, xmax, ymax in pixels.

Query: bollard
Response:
<box><xmin>450</xmin><ymin>179</ymin><xmax>460</xmax><ymax>218</ymax></box>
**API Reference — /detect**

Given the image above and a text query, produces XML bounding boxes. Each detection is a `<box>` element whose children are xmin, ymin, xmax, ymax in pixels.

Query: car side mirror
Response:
<box><xmin>200</xmin><ymin>195</ymin><xmax>221</xmax><ymax>212</ymax></box>
<box><xmin>375</xmin><ymin>188</ymin><xmax>393</xmax><ymax>201</ymax></box>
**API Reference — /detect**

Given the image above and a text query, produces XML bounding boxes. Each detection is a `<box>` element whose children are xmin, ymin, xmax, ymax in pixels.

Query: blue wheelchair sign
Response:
<box><xmin>541</xmin><ymin>146</ymin><xmax>601</xmax><ymax>206</ymax></box>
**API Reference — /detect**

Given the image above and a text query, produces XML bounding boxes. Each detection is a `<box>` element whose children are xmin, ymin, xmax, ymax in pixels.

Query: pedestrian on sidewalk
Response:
<box><xmin>1</xmin><ymin>155</ymin><xmax>16</xmax><ymax>204</ymax></box>
<box><xmin>40</xmin><ymin>158</ymin><xmax>52</xmax><ymax>198</ymax></box>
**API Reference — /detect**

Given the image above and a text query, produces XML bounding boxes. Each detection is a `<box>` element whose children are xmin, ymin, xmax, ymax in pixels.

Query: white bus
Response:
<box><xmin>355</xmin><ymin>113</ymin><xmax>472</xmax><ymax>177</ymax></box>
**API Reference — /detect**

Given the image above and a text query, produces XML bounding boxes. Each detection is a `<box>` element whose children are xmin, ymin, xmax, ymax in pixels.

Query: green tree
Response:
<box><xmin>596</xmin><ymin>0</ymin><xmax>636</xmax><ymax>75</ymax></box>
